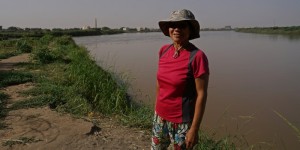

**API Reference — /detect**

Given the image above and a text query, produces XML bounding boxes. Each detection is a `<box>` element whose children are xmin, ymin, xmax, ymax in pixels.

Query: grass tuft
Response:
<box><xmin>0</xmin><ymin>92</ymin><xmax>9</xmax><ymax>129</ymax></box>
<box><xmin>0</xmin><ymin>71</ymin><xmax>33</xmax><ymax>88</ymax></box>
<box><xmin>2</xmin><ymin>136</ymin><xmax>42</xmax><ymax>147</ymax></box>
<box><xmin>120</xmin><ymin>105</ymin><xmax>153</xmax><ymax>129</ymax></box>
<box><xmin>195</xmin><ymin>131</ymin><xmax>236</xmax><ymax>150</ymax></box>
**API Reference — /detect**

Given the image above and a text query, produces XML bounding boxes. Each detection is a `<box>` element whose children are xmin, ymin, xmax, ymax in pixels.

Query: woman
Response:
<box><xmin>152</xmin><ymin>9</ymin><xmax>209</xmax><ymax>150</ymax></box>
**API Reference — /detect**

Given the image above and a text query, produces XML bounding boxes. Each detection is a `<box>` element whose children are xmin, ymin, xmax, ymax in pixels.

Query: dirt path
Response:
<box><xmin>0</xmin><ymin>54</ymin><xmax>151</xmax><ymax>150</ymax></box>
<box><xmin>0</xmin><ymin>54</ymin><xmax>30</xmax><ymax>71</ymax></box>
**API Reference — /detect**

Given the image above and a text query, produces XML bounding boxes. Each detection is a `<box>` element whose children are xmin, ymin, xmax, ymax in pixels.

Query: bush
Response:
<box><xmin>31</xmin><ymin>35</ymin><xmax>74</xmax><ymax>64</ymax></box>
<box><xmin>16</xmin><ymin>40</ymin><xmax>32</xmax><ymax>53</ymax></box>
<box><xmin>31</xmin><ymin>47</ymin><xmax>55</xmax><ymax>64</ymax></box>
<box><xmin>39</xmin><ymin>34</ymin><xmax>54</xmax><ymax>45</ymax></box>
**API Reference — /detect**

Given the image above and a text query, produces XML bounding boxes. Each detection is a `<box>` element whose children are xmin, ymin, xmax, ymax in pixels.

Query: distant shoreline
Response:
<box><xmin>0</xmin><ymin>27</ymin><xmax>159</xmax><ymax>40</ymax></box>
<box><xmin>235</xmin><ymin>26</ymin><xmax>300</xmax><ymax>35</ymax></box>
<box><xmin>1</xmin><ymin>26</ymin><xmax>300</xmax><ymax>40</ymax></box>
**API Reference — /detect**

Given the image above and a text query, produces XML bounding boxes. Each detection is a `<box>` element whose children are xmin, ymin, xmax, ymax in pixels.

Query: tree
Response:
<box><xmin>102</xmin><ymin>27</ymin><xmax>111</xmax><ymax>30</ymax></box>
<box><xmin>7</xmin><ymin>26</ymin><xmax>22</xmax><ymax>31</ymax></box>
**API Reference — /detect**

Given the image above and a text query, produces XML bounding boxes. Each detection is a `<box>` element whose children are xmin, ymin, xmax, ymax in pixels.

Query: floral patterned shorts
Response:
<box><xmin>151</xmin><ymin>112</ymin><xmax>190</xmax><ymax>150</ymax></box>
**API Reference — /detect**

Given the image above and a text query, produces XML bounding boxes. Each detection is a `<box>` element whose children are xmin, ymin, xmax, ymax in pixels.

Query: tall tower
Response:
<box><xmin>95</xmin><ymin>18</ymin><xmax>97</xmax><ymax>29</ymax></box>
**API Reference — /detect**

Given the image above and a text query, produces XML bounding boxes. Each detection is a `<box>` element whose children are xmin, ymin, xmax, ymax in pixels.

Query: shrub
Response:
<box><xmin>31</xmin><ymin>47</ymin><xmax>55</xmax><ymax>64</ymax></box>
<box><xmin>16</xmin><ymin>40</ymin><xmax>32</xmax><ymax>53</ymax></box>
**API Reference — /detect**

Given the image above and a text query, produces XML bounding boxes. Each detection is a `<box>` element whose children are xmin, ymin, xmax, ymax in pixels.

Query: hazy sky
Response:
<box><xmin>1</xmin><ymin>0</ymin><xmax>300</xmax><ymax>29</ymax></box>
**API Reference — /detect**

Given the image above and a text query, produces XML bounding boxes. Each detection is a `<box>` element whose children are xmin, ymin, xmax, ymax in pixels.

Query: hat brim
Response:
<box><xmin>159</xmin><ymin>20</ymin><xmax>200</xmax><ymax>40</ymax></box>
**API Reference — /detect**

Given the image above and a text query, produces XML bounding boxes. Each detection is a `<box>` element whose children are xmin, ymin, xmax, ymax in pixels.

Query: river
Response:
<box><xmin>74</xmin><ymin>31</ymin><xmax>300</xmax><ymax>149</ymax></box>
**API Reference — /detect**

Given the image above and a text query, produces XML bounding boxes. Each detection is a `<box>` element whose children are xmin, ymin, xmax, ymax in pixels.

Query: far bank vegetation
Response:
<box><xmin>235</xmin><ymin>26</ymin><xmax>300</xmax><ymax>35</ymax></box>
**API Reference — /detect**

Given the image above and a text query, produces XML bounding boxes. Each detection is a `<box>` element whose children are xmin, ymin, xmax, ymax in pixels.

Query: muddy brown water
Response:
<box><xmin>74</xmin><ymin>31</ymin><xmax>300</xmax><ymax>149</ymax></box>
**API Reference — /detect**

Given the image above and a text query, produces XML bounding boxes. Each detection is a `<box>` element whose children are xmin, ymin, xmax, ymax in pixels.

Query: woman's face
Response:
<box><xmin>168</xmin><ymin>21</ymin><xmax>190</xmax><ymax>44</ymax></box>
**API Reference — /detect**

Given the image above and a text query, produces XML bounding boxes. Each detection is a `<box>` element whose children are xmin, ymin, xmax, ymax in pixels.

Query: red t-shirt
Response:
<box><xmin>156</xmin><ymin>43</ymin><xmax>209</xmax><ymax>123</ymax></box>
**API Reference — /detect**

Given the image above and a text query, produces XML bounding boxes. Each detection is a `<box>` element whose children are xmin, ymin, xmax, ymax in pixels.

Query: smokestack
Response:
<box><xmin>95</xmin><ymin>18</ymin><xmax>97</xmax><ymax>29</ymax></box>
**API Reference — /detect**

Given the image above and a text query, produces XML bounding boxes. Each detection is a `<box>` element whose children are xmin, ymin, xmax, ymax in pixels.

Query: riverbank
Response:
<box><xmin>235</xmin><ymin>26</ymin><xmax>300</xmax><ymax>35</ymax></box>
<box><xmin>0</xmin><ymin>35</ymin><xmax>235</xmax><ymax>149</ymax></box>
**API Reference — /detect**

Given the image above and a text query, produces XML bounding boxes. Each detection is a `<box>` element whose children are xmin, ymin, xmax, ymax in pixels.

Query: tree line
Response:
<box><xmin>235</xmin><ymin>26</ymin><xmax>300</xmax><ymax>35</ymax></box>
<box><xmin>0</xmin><ymin>26</ymin><xmax>125</xmax><ymax>40</ymax></box>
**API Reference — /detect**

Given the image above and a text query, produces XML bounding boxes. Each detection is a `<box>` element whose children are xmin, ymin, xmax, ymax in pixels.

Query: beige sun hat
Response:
<box><xmin>159</xmin><ymin>9</ymin><xmax>200</xmax><ymax>40</ymax></box>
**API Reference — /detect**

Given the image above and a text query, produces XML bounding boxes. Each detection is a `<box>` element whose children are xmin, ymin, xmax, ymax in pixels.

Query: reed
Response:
<box><xmin>274</xmin><ymin>110</ymin><xmax>300</xmax><ymax>141</ymax></box>
<box><xmin>196</xmin><ymin>131</ymin><xmax>236</xmax><ymax>150</ymax></box>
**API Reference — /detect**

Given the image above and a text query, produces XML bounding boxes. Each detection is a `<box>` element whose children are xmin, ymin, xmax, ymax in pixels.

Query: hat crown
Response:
<box><xmin>159</xmin><ymin>9</ymin><xmax>200</xmax><ymax>40</ymax></box>
<box><xmin>169</xmin><ymin>9</ymin><xmax>195</xmax><ymax>21</ymax></box>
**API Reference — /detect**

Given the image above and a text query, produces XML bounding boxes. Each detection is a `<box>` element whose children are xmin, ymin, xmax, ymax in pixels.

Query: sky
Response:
<box><xmin>1</xmin><ymin>0</ymin><xmax>300</xmax><ymax>29</ymax></box>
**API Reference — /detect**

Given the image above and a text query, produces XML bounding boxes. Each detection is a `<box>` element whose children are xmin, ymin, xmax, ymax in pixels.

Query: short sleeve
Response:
<box><xmin>158</xmin><ymin>44</ymin><xmax>172</xmax><ymax>58</ymax></box>
<box><xmin>192</xmin><ymin>50</ymin><xmax>209</xmax><ymax>78</ymax></box>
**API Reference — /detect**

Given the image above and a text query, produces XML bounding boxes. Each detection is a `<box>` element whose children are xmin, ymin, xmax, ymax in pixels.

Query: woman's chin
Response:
<box><xmin>172</xmin><ymin>37</ymin><xmax>182</xmax><ymax>42</ymax></box>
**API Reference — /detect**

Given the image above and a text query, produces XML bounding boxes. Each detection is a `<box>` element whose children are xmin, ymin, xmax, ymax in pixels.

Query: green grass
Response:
<box><xmin>196</xmin><ymin>131</ymin><xmax>236</xmax><ymax>150</ymax></box>
<box><xmin>0</xmin><ymin>39</ymin><xmax>18</xmax><ymax>59</ymax></box>
<box><xmin>0</xmin><ymin>92</ymin><xmax>9</xmax><ymax>129</ymax></box>
<box><xmin>120</xmin><ymin>105</ymin><xmax>153</xmax><ymax>129</ymax></box>
<box><xmin>0</xmin><ymin>71</ymin><xmax>33</xmax><ymax>88</ymax></box>
<box><xmin>8</xmin><ymin>35</ymin><xmax>131</xmax><ymax>118</ymax></box>
<box><xmin>0</xmin><ymin>52</ymin><xmax>18</xmax><ymax>59</ymax></box>
<box><xmin>0</xmin><ymin>38</ymin><xmax>36</xmax><ymax>59</ymax></box>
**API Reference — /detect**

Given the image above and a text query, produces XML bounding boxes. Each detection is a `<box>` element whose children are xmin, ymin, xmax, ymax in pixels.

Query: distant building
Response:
<box><xmin>224</xmin><ymin>26</ymin><xmax>232</xmax><ymax>30</ymax></box>
<box><xmin>0</xmin><ymin>26</ymin><xmax>2</xmax><ymax>30</ymax></box>
<box><xmin>122</xmin><ymin>27</ymin><xmax>137</xmax><ymax>32</ymax></box>
<box><xmin>137</xmin><ymin>27</ymin><xmax>152</xmax><ymax>32</ymax></box>
<box><xmin>137</xmin><ymin>27</ymin><xmax>144</xmax><ymax>32</ymax></box>
<box><xmin>82</xmin><ymin>26</ymin><xmax>91</xmax><ymax>30</ymax></box>
<box><xmin>122</xmin><ymin>27</ymin><xmax>130</xmax><ymax>31</ymax></box>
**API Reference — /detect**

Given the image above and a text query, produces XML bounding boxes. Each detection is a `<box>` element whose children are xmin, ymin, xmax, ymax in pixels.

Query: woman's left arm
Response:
<box><xmin>185</xmin><ymin>74</ymin><xmax>209</xmax><ymax>149</ymax></box>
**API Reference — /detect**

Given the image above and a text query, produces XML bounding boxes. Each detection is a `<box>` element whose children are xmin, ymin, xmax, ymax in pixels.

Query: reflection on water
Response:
<box><xmin>74</xmin><ymin>31</ymin><xmax>300</xmax><ymax>149</ymax></box>
<box><xmin>254</xmin><ymin>33</ymin><xmax>300</xmax><ymax>41</ymax></box>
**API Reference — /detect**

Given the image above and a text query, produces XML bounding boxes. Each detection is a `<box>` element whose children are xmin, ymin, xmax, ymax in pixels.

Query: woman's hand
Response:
<box><xmin>185</xmin><ymin>129</ymin><xmax>199</xmax><ymax>149</ymax></box>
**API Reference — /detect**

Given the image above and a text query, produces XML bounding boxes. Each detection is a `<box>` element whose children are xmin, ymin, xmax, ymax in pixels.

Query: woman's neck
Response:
<box><xmin>173</xmin><ymin>41</ymin><xmax>189</xmax><ymax>50</ymax></box>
